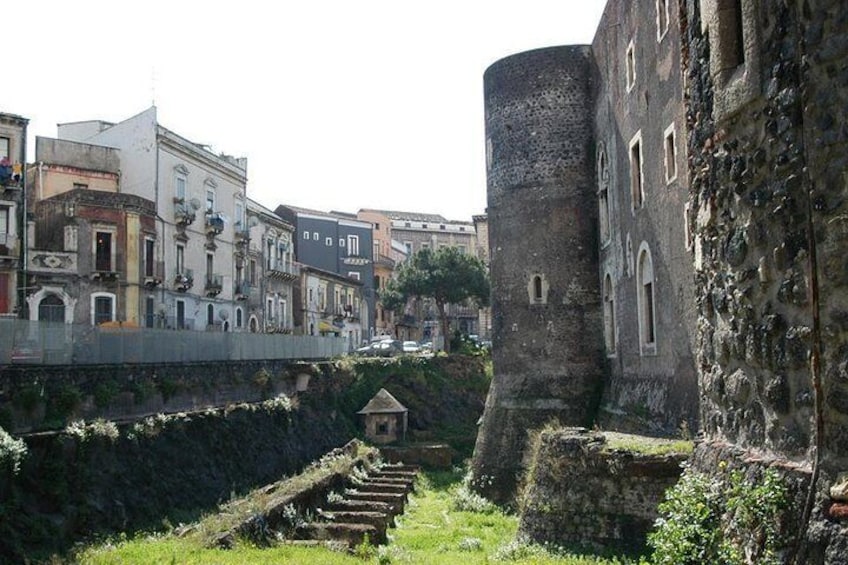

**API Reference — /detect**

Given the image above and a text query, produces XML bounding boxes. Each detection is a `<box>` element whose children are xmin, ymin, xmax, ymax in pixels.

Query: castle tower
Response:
<box><xmin>470</xmin><ymin>46</ymin><xmax>604</xmax><ymax>504</ymax></box>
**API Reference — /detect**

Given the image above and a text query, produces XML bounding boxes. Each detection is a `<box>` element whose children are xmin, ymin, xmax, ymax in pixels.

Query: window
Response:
<box><xmin>206</xmin><ymin>253</ymin><xmax>214</xmax><ymax>281</ymax></box>
<box><xmin>207</xmin><ymin>304</ymin><xmax>214</xmax><ymax>326</ymax></box>
<box><xmin>533</xmin><ymin>276</ymin><xmax>543</xmax><ymax>301</ymax></box>
<box><xmin>303</xmin><ymin>230</ymin><xmax>309</xmax><ymax>240</ymax></box>
<box><xmin>235</xmin><ymin>202</ymin><xmax>244</xmax><ymax>229</ymax></box>
<box><xmin>0</xmin><ymin>207</ymin><xmax>9</xmax><ymax>239</ymax></box>
<box><xmin>326</xmin><ymin>237</ymin><xmax>333</xmax><ymax>246</ymax></box>
<box><xmin>347</xmin><ymin>235</ymin><xmax>360</xmax><ymax>256</ymax></box>
<box><xmin>0</xmin><ymin>137</ymin><xmax>8</xmax><ymax>159</ymax></box>
<box><xmin>421</xmin><ymin>242</ymin><xmax>430</xmax><ymax>250</ymax></box>
<box><xmin>176</xmin><ymin>244</ymin><xmax>185</xmax><ymax>274</ymax></box>
<box><xmin>176</xmin><ymin>299</ymin><xmax>186</xmax><ymax>329</ymax></box>
<box><xmin>144</xmin><ymin>238</ymin><xmax>155</xmax><ymax>277</ymax></box>
<box><xmin>637</xmin><ymin>245</ymin><xmax>657</xmax><ymax>354</ymax></box>
<box><xmin>456</xmin><ymin>245</ymin><xmax>466</xmax><ymax>254</ymax></box>
<box><xmin>404</xmin><ymin>241</ymin><xmax>413</xmax><ymax>254</ymax></box>
<box><xmin>717</xmin><ymin>0</ymin><xmax>745</xmax><ymax>70</ymax></box>
<box><xmin>629</xmin><ymin>132</ymin><xmax>644</xmax><ymax>210</ymax></box>
<box><xmin>684</xmin><ymin>202</ymin><xmax>694</xmax><ymax>250</ymax></box>
<box><xmin>375</xmin><ymin>222</ymin><xmax>380</xmax><ymax>230</ymax></box>
<box><xmin>439</xmin><ymin>224</ymin><xmax>446</xmax><ymax>230</ymax></box>
<box><xmin>626</xmin><ymin>40</ymin><xmax>636</xmax><ymax>91</ymax></box>
<box><xmin>656</xmin><ymin>0</ymin><xmax>669</xmax><ymax>41</ymax></box>
<box><xmin>236</xmin><ymin>307</ymin><xmax>243</xmax><ymax>328</ymax></box>
<box><xmin>374</xmin><ymin>241</ymin><xmax>380</xmax><ymax>258</ymax></box>
<box><xmin>459</xmin><ymin>226</ymin><xmax>466</xmax><ymax>232</ymax></box>
<box><xmin>422</xmin><ymin>223</ymin><xmax>428</xmax><ymax>229</ymax></box>
<box><xmin>375</xmin><ymin>275</ymin><xmax>381</xmax><ymax>289</ymax></box>
<box><xmin>376</xmin><ymin>421</ymin><xmax>389</xmax><ymax>435</ymax></box>
<box><xmin>339</xmin><ymin>238</ymin><xmax>346</xmax><ymax>247</ymax></box>
<box><xmin>348</xmin><ymin>271</ymin><xmax>361</xmax><ymax>281</ymax></box>
<box><xmin>145</xmin><ymin>296</ymin><xmax>155</xmax><ymax>328</ymax></box>
<box><xmin>174</xmin><ymin>166</ymin><xmax>188</xmax><ymax>201</ymax></box>
<box><xmin>598</xmin><ymin>149</ymin><xmax>611</xmax><ymax>244</ymax></box>
<box><xmin>664</xmin><ymin>124</ymin><xmax>677</xmax><ymax>184</ymax></box>
<box><xmin>205</xmin><ymin>188</ymin><xmax>215</xmax><ymax>212</ymax></box>
<box><xmin>313</xmin><ymin>232</ymin><xmax>319</xmax><ymax>241</ymax></box>
<box><xmin>91</xmin><ymin>293</ymin><xmax>115</xmax><ymax>325</ymax></box>
<box><xmin>280</xmin><ymin>299</ymin><xmax>287</xmax><ymax>327</ymax></box>
<box><xmin>267</xmin><ymin>298</ymin><xmax>275</xmax><ymax>320</ymax></box>
<box><xmin>94</xmin><ymin>231</ymin><xmax>113</xmax><ymax>271</ymax></box>
<box><xmin>249</xmin><ymin>259</ymin><xmax>257</xmax><ymax>284</ymax></box>
<box><xmin>603</xmin><ymin>274</ymin><xmax>616</xmax><ymax>355</ymax></box>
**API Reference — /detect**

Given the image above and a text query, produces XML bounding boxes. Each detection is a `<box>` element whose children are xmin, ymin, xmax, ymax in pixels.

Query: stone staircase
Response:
<box><xmin>292</xmin><ymin>463</ymin><xmax>419</xmax><ymax>547</ymax></box>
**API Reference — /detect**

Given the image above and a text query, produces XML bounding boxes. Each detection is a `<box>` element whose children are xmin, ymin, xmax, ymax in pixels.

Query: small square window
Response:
<box><xmin>339</xmin><ymin>238</ymin><xmax>346</xmax><ymax>247</ymax></box>
<box><xmin>629</xmin><ymin>131</ymin><xmax>644</xmax><ymax>210</ymax></box>
<box><xmin>303</xmin><ymin>231</ymin><xmax>309</xmax><ymax>240</ymax></box>
<box><xmin>313</xmin><ymin>232</ymin><xmax>319</xmax><ymax>241</ymax></box>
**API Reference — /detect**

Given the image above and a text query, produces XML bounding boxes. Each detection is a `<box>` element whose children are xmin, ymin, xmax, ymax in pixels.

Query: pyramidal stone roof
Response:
<box><xmin>357</xmin><ymin>388</ymin><xmax>408</xmax><ymax>415</ymax></box>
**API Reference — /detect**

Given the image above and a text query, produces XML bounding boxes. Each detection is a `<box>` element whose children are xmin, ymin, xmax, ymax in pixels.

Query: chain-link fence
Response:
<box><xmin>0</xmin><ymin>319</ymin><xmax>347</xmax><ymax>365</ymax></box>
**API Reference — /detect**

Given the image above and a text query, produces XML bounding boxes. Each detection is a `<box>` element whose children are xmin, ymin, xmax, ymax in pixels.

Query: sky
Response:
<box><xmin>6</xmin><ymin>1</ymin><xmax>607</xmax><ymax>222</ymax></box>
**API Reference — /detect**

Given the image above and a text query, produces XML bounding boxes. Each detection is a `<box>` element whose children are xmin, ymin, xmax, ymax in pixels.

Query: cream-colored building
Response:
<box><xmin>58</xmin><ymin>107</ymin><xmax>247</xmax><ymax>331</ymax></box>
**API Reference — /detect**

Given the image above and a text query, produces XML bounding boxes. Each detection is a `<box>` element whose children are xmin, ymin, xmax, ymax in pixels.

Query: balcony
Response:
<box><xmin>174</xmin><ymin>203</ymin><xmax>196</xmax><ymax>226</ymax></box>
<box><xmin>234</xmin><ymin>281</ymin><xmax>251</xmax><ymax>301</ymax></box>
<box><xmin>0</xmin><ymin>162</ymin><xmax>22</xmax><ymax>190</ymax></box>
<box><xmin>205</xmin><ymin>212</ymin><xmax>225</xmax><ymax>235</ymax></box>
<box><xmin>375</xmin><ymin>254</ymin><xmax>396</xmax><ymax>269</ymax></box>
<box><xmin>267</xmin><ymin>259</ymin><xmax>299</xmax><ymax>281</ymax></box>
<box><xmin>143</xmin><ymin>260</ymin><xmax>165</xmax><ymax>288</ymax></box>
<box><xmin>234</xmin><ymin>226</ymin><xmax>250</xmax><ymax>245</ymax></box>
<box><xmin>342</xmin><ymin>253</ymin><xmax>371</xmax><ymax>266</ymax></box>
<box><xmin>91</xmin><ymin>252</ymin><xmax>122</xmax><ymax>281</ymax></box>
<box><xmin>205</xmin><ymin>273</ymin><xmax>223</xmax><ymax>297</ymax></box>
<box><xmin>174</xmin><ymin>269</ymin><xmax>194</xmax><ymax>292</ymax></box>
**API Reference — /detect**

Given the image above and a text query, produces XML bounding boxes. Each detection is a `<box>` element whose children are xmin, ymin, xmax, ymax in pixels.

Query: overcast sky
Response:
<box><xmin>7</xmin><ymin>1</ymin><xmax>606</xmax><ymax>221</ymax></box>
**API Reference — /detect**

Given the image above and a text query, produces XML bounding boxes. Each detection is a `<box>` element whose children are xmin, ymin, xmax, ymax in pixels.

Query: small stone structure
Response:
<box><xmin>518</xmin><ymin>428</ymin><xmax>688</xmax><ymax>553</ymax></box>
<box><xmin>358</xmin><ymin>388</ymin><xmax>408</xmax><ymax>444</ymax></box>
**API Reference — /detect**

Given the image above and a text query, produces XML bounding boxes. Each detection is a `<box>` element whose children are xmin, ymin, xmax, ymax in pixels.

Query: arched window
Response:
<box><xmin>38</xmin><ymin>294</ymin><xmax>65</xmax><ymax>323</ymax></box>
<box><xmin>603</xmin><ymin>274</ymin><xmax>616</xmax><ymax>355</ymax></box>
<box><xmin>207</xmin><ymin>304</ymin><xmax>214</xmax><ymax>327</ymax></box>
<box><xmin>598</xmin><ymin>148</ymin><xmax>611</xmax><ymax>244</ymax></box>
<box><xmin>533</xmin><ymin>275</ymin><xmax>543</xmax><ymax>301</ymax></box>
<box><xmin>636</xmin><ymin>244</ymin><xmax>657</xmax><ymax>354</ymax></box>
<box><xmin>236</xmin><ymin>307</ymin><xmax>243</xmax><ymax>329</ymax></box>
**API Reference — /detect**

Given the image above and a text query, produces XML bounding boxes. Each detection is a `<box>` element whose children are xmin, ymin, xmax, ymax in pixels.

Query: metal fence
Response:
<box><xmin>0</xmin><ymin>319</ymin><xmax>348</xmax><ymax>365</ymax></box>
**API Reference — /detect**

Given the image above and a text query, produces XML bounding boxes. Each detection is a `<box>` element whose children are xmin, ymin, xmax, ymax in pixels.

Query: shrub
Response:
<box><xmin>0</xmin><ymin>426</ymin><xmax>27</xmax><ymax>475</ymax></box>
<box><xmin>648</xmin><ymin>466</ymin><xmax>789</xmax><ymax>565</ymax></box>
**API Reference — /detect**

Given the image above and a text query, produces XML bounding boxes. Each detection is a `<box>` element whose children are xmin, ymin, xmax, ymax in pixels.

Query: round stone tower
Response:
<box><xmin>470</xmin><ymin>46</ymin><xmax>604</xmax><ymax>504</ymax></box>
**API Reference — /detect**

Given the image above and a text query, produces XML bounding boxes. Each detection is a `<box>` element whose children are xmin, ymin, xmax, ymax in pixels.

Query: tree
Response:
<box><xmin>381</xmin><ymin>247</ymin><xmax>490</xmax><ymax>353</ymax></box>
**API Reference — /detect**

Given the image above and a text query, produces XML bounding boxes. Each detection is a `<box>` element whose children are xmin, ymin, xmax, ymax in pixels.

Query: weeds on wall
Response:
<box><xmin>0</xmin><ymin>426</ymin><xmax>27</xmax><ymax>475</ymax></box>
<box><xmin>647</xmin><ymin>465</ymin><xmax>789</xmax><ymax>565</ymax></box>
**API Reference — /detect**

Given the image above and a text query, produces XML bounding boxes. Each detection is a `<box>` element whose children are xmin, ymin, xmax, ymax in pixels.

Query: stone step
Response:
<box><xmin>356</xmin><ymin>481</ymin><xmax>411</xmax><ymax>494</ymax></box>
<box><xmin>295</xmin><ymin>521</ymin><xmax>386</xmax><ymax>547</ymax></box>
<box><xmin>370</xmin><ymin>470</ymin><xmax>418</xmax><ymax>481</ymax></box>
<box><xmin>327</xmin><ymin>499</ymin><xmax>395</xmax><ymax>515</ymax></box>
<box><xmin>381</xmin><ymin>464</ymin><xmax>420</xmax><ymax>473</ymax></box>
<box><xmin>345</xmin><ymin>491</ymin><xmax>405</xmax><ymax>513</ymax></box>
<box><xmin>318</xmin><ymin>509</ymin><xmax>393</xmax><ymax>529</ymax></box>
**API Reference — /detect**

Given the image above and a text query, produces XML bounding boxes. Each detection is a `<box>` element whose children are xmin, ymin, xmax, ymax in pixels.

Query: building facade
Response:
<box><xmin>0</xmin><ymin>113</ymin><xmax>27</xmax><ymax>318</ymax></box>
<box><xmin>57</xmin><ymin>107</ymin><xmax>247</xmax><ymax>332</ymax></box>
<box><xmin>244</xmin><ymin>198</ymin><xmax>297</xmax><ymax>333</ymax></box>
<box><xmin>297</xmin><ymin>265</ymin><xmax>364</xmax><ymax>349</ymax></box>
<box><xmin>27</xmin><ymin>136</ymin><xmax>157</xmax><ymax>326</ymax></box>
<box><xmin>276</xmin><ymin>204</ymin><xmax>375</xmax><ymax>339</ymax></box>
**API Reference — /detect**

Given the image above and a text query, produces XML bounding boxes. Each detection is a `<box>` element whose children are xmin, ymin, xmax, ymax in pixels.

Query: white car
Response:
<box><xmin>402</xmin><ymin>341</ymin><xmax>420</xmax><ymax>353</ymax></box>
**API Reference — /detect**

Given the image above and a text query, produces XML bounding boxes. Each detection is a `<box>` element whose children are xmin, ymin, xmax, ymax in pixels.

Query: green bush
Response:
<box><xmin>0</xmin><ymin>426</ymin><xmax>27</xmax><ymax>475</ymax></box>
<box><xmin>648</xmin><ymin>465</ymin><xmax>789</xmax><ymax>565</ymax></box>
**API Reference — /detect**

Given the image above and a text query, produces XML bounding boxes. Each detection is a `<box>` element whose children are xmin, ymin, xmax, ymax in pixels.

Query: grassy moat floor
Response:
<box><xmin>76</xmin><ymin>468</ymin><xmax>631</xmax><ymax>565</ymax></box>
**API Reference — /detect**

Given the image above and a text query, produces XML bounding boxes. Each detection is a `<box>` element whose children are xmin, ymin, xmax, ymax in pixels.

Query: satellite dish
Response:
<box><xmin>219</xmin><ymin>309</ymin><xmax>229</xmax><ymax>321</ymax></box>
<box><xmin>248</xmin><ymin>216</ymin><xmax>260</xmax><ymax>228</ymax></box>
<box><xmin>189</xmin><ymin>198</ymin><xmax>202</xmax><ymax>211</ymax></box>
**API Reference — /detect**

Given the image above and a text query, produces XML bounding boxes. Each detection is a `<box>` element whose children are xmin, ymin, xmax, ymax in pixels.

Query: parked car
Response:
<box><xmin>355</xmin><ymin>339</ymin><xmax>403</xmax><ymax>357</ymax></box>
<box><xmin>402</xmin><ymin>341</ymin><xmax>420</xmax><ymax>353</ymax></box>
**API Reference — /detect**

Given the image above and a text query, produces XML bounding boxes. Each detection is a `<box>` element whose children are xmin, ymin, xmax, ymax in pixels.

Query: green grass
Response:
<box><xmin>76</xmin><ymin>468</ymin><xmax>629</xmax><ymax>564</ymax></box>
